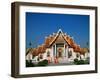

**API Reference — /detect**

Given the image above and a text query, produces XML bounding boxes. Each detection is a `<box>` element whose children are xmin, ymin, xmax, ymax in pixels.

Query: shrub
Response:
<box><xmin>77</xmin><ymin>60</ymin><xmax>85</xmax><ymax>64</ymax></box>
<box><xmin>74</xmin><ymin>58</ymin><xmax>78</xmax><ymax>64</ymax></box>
<box><xmin>37</xmin><ymin>59</ymin><xmax>48</xmax><ymax>66</ymax></box>
<box><xmin>84</xmin><ymin>59</ymin><xmax>89</xmax><ymax>64</ymax></box>
<box><xmin>74</xmin><ymin>58</ymin><xmax>78</xmax><ymax>62</ymax></box>
<box><xmin>74</xmin><ymin>59</ymin><xmax>88</xmax><ymax>65</ymax></box>
<box><xmin>26</xmin><ymin>60</ymin><xmax>35</xmax><ymax>67</ymax></box>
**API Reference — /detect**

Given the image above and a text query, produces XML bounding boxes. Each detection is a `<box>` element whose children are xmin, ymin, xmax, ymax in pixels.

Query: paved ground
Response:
<box><xmin>47</xmin><ymin>57</ymin><xmax>75</xmax><ymax>66</ymax></box>
<box><xmin>49</xmin><ymin>57</ymin><xmax>74</xmax><ymax>66</ymax></box>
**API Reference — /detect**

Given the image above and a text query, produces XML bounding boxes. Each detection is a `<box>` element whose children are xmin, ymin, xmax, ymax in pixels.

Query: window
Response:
<box><xmin>37</xmin><ymin>56</ymin><xmax>39</xmax><ymax>61</ymax></box>
<box><xmin>68</xmin><ymin>50</ymin><xmax>72</xmax><ymax>58</ymax></box>
<box><xmin>47</xmin><ymin>51</ymin><xmax>50</xmax><ymax>57</ymax></box>
<box><xmin>76</xmin><ymin>53</ymin><xmax>79</xmax><ymax>58</ymax></box>
<box><xmin>32</xmin><ymin>55</ymin><xmax>35</xmax><ymax>59</ymax></box>
<box><xmin>40</xmin><ymin>54</ymin><xmax>43</xmax><ymax>59</ymax></box>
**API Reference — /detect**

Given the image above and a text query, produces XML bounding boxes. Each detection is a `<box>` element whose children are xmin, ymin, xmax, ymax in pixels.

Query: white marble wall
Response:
<box><xmin>85</xmin><ymin>52</ymin><xmax>89</xmax><ymax>59</ymax></box>
<box><xmin>30</xmin><ymin>47</ymin><xmax>89</xmax><ymax>63</ymax></box>
<box><xmin>26</xmin><ymin>52</ymin><xmax>33</xmax><ymax>61</ymax></box>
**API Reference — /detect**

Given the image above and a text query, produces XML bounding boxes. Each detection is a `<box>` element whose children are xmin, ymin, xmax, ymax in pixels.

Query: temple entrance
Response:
<box><xmin>58</xmin><ymin>47</ymin><xmax>63</xmax><ymax>57</ymax></box>
<box><xmin>56</xmin><ymin>43</ymin><xmax>64</xmax><ymax>58</ymax></box>
<box><xmin>53</xmin><ymin>43</ymin><xmax>69</xmax><ymax>64</ymax></box>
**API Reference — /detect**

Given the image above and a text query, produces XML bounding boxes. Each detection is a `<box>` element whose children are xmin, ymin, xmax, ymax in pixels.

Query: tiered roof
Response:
<box><xmin>27</xmin><ymin>29</ymin><xmax>86</xmax><ymax>56</ymax></box>
<box><xmin>44</xmin><ymin>29</ymin><xmax>82</xmax><ymax>52</ymax></box>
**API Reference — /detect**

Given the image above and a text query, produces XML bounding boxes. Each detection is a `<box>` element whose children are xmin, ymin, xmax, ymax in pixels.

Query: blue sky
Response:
<box><xmin>26</xmin><ymin>12</ymin><xmax>89</xmax><ymax>48</ymax></box>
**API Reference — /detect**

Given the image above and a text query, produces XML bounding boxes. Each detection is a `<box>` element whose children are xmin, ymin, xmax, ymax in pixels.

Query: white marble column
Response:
<box><xmin>66</xmin><ymin>46</ymin><xmax>69</xmax><ymax>59</ymax></box>
<box><xmin>55</xmin><ymin>44</ymin><xmax>56</xmax><ymax>57</ymax></box>
<box><xmin>64</xmin><ymin>44</ymin><xmax>66</xmax><ymax>57</ymax></box>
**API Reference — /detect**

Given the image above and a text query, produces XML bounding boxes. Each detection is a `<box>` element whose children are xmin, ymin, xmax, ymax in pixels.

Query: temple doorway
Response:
<box><xmin>56</xmin><ymin>43</ymin><xmax>64</xmax><ymax>58</ymax></box>
<box><xmin>58</xmin><ymin>48</ymin><xmax>63</xmax><ymax>57</ymax></box>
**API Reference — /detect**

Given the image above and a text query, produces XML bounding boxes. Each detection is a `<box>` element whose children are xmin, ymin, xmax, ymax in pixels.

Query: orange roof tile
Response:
<box><xmin>31</xmin><ymin>29</ymin><xmax>86</xmax><ymax>56</ymax></box>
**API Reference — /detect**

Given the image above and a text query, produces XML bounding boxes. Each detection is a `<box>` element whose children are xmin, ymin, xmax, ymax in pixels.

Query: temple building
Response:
<box><xmin>26</xmin><ymin>29</ymin><xmax>89</xmax><ymax>64</ymax></box>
